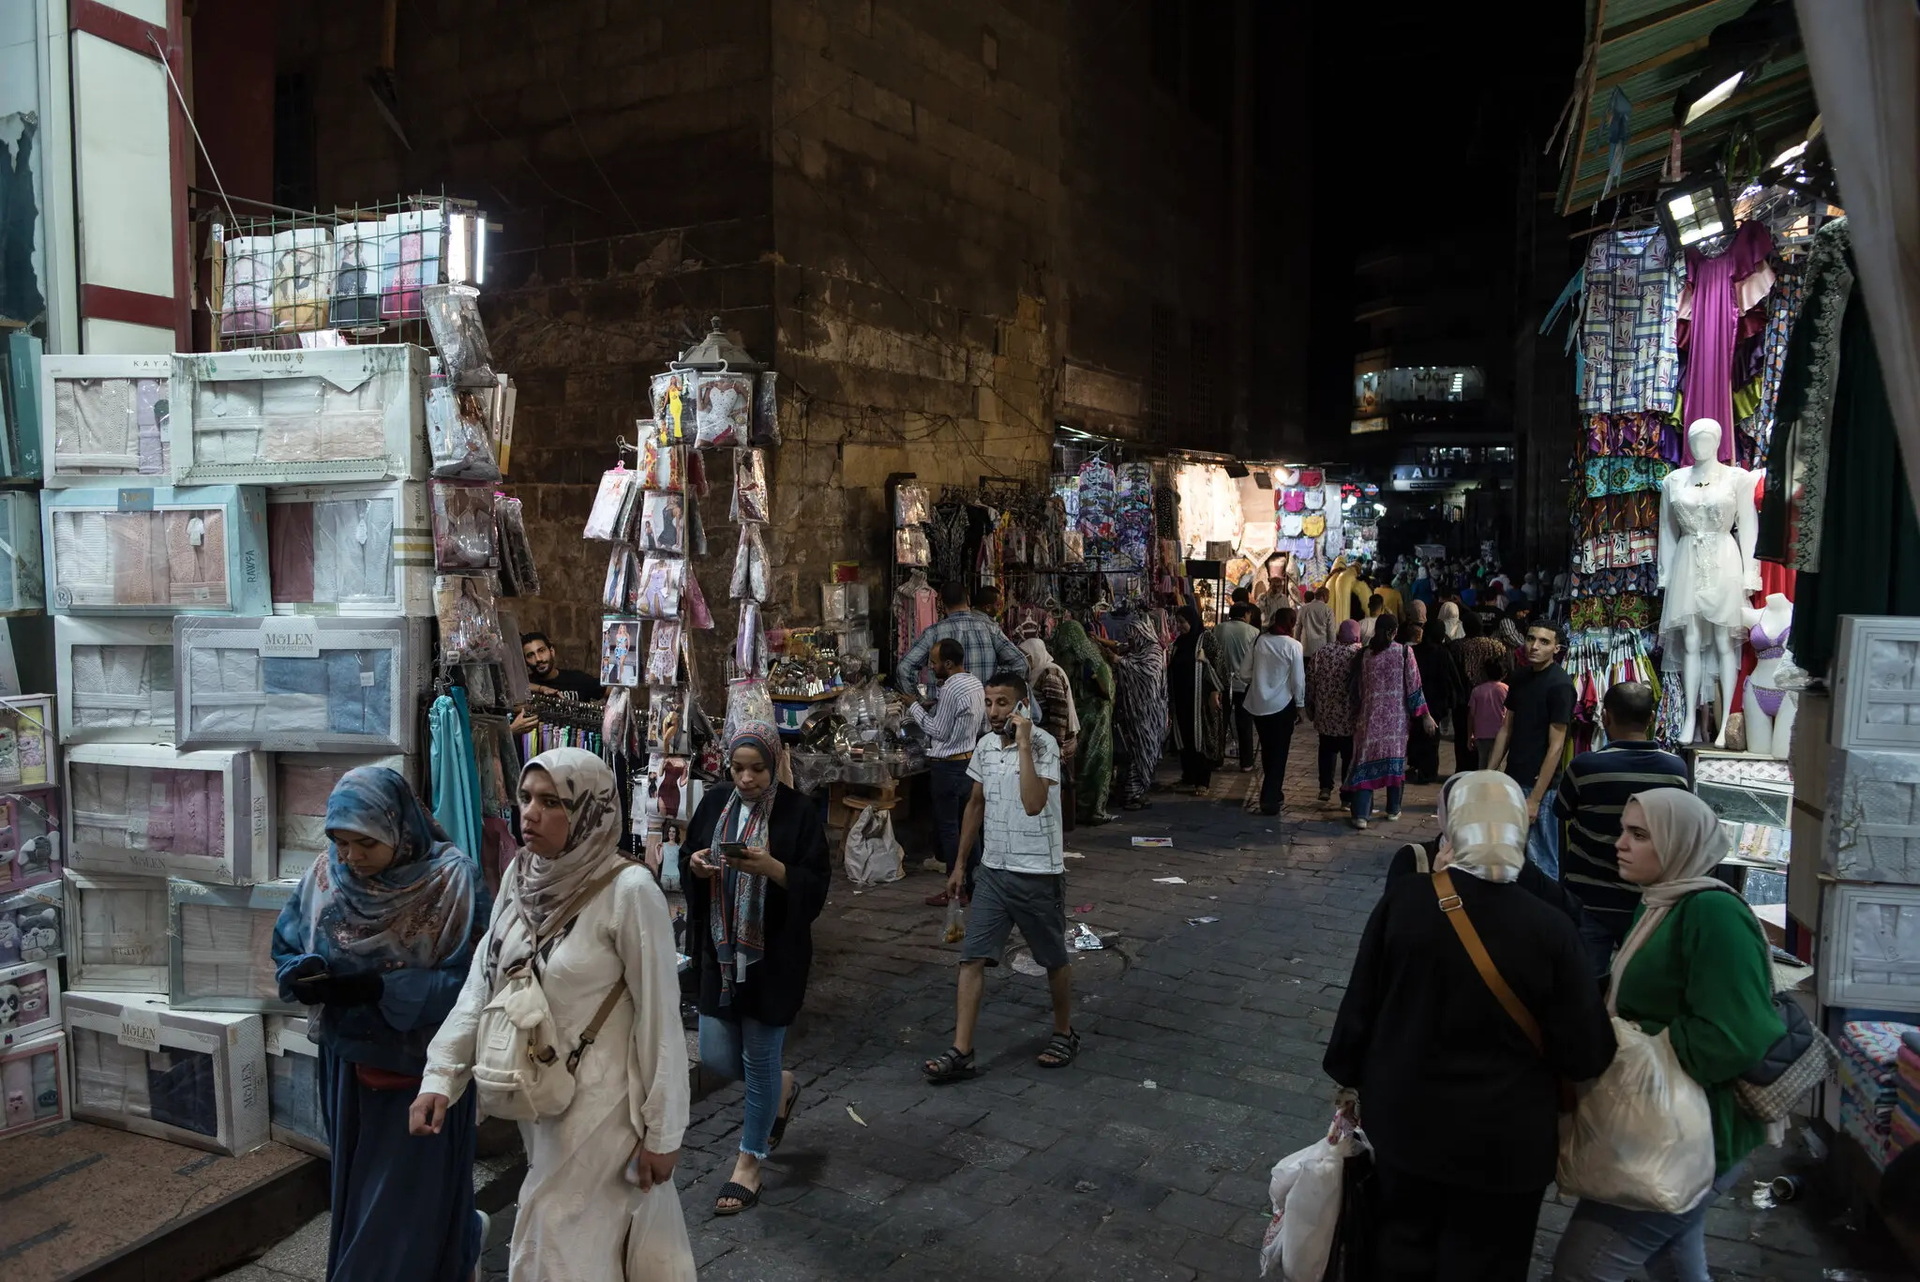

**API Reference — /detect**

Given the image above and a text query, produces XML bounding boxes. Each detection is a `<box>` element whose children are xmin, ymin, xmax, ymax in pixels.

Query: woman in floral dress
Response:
<box><xmin>1347</xmin><ymin>615</ymin><xmax>1436</xmax><ymax>830</ymax></box>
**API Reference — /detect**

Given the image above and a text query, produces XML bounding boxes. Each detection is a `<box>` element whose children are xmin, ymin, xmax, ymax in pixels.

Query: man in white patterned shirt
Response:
<box><xmin>921</xmin><ymin>672</ymin><xmax>1078</xmax><ymax>1083</ymax></box>
<box><xmin>910</xmin><ymin>638</ymin><xmax>984</xmax><ymax>908</ymax></box>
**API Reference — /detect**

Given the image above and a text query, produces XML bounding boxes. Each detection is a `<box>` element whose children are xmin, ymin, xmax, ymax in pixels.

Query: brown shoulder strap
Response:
<box><xmin>1433</xmin><ymin>869</ymin><xmax>1545</xmax><ymax>1055</ymax></box>
<box><xmin>566</xmin><ymin>978</ymin><xmax>629</xmax><ymax>1072</ymax></box>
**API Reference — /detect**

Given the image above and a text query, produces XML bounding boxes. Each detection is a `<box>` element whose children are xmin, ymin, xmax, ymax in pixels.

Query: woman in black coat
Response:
<box><xmin>679</xmin><ymin>720</ymin><xmax>830</xmax><ymax>1216</ymax></box>
<box><xmin>1325</xmin><ymin>772</ymin><xmax>1615</xmax><ymax>1282</ymax></box>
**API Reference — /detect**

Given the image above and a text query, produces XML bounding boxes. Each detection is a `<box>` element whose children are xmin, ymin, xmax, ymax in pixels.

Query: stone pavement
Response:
<box><xmin>224</xmin><ymin>738</ymin><xmax>1906</xmax><ymax>1281</ymax></box>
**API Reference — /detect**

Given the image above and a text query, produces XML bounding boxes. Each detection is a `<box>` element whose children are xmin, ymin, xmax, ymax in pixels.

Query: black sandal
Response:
<box><xmin>1037</xmin><ymin>1029</ymin><xmax>1081</xmax><ymax>1068</ymax></box>
<box><xmin>714</xmin><ymin>1180</ymin><xmax>760</xmax><ymax>1216</ymax></box>
<box><xmin>767</xmin><ymin>1083</ymin><xmax>801</xmax><ymax>1152</ymax></box>
<box><xmin>922</xmin><ymin>1046</ymin><xmax>976</xmax><ymax>1083</ymax></box>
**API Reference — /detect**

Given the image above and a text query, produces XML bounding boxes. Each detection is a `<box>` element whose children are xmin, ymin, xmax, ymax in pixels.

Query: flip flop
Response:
<box><xmin>714</xmin><ymin>1180</ymin><xmax>760</xmax><ymax>1216</ymax></box>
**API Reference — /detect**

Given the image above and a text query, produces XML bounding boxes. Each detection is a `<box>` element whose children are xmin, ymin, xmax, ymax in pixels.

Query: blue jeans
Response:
<box><xmin>1352</xmin><ymin>784</ymin><xmax>1403</xmax><ymax>821</ymax></box>
<box><xmin>1552</xmin><ymin>1166</ymin><xmax>1743</xmax><ymax>1282</ymax></box>
<box><xmin>698</xmin><ymin>1014</ymin><xmax>787</xmax><ymax>1159</ymax></box>
<box><xmin>1527</xmin><ymin>786</ymin><xmax>1560</xmax><ymax>881</ymax></box>
<box><xmin>929</xmin><ymin>758</ymin><xmax>980</xmax><ymax>882</ymax></box>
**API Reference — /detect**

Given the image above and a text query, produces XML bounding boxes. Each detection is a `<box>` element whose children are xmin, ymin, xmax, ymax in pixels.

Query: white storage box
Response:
<box><xmin>1825</xmin><ymin>748</ymin><xmax>1920</xmax><ymax>885</ymax></box>
<box><xmin>174</xmin><ymin>616</ymin><xmax>427</xmax><ymax>754</ymax></box>
<box><xmin>265</xmin><ymin>1014</ymin><xmax>327</xmax><ymax>1157</ymax></box>
<box><xmin>54</xmin><ymin>616</ymin><xmax>178</xmax><ymax>744</ymax></box>
<box><xmin>168</xmin><ymin>879</ymin><xmax>299</xmax><ymax>1014</ymax></box>
<box><xmin>0</xmin><ymin>958</ymin><xmax>61</xmax><ymax>1047</ymax></box>
<box><xmin>0</xmin><ymin>491</ymin><xmax>44</xmax><ymax>613</ymax></box>
<box><xmin>43</xmin><ymin>484</ymin><xmax>271</xmax><ymax>615</ymax></box>
<box><xmin>276</xmin><ymin>752</ymin><xmax>410</xmax><ymax>880</ymax></box>
<box><xmin>1831</xmin><ymin>616</ymin><xmax>1920</xmax><ymax>752</ymax></box>
<box><xmin>65</xmin><ymin>744</ymin><xmax>273</xmax><ymax>884</ymax></box>
<box><xmin>66</xmin><ymin>870</ymin><xmax>170</xmax><ymax>991</ymax></box>
<box><xmin>268</xmin><ymin>480</ymin><xmax>434</xmax><ymax>616</ymax></box>
<box><xmin>0</xmin><ymin>882</ymin><xmax>64</xmax><ymax>965</ymax></box>
<box><xmin>66</xmin><ymin>990</ymin><xmax>270</xmax><ymax>1155</ymax></box>
<box><xmin>39</xmin><ymin>354</ymin><xmax>174</xmax><ymax>486</ymax></box>
<box><xmin>0</xmin><ymin>693</ymin><xmax>57</xmax><ymax>787</ymax></box>
<box><xmin>1818</xmin><ymin>881</ymin><xmax>1920</xmax><ymax>1010</ymax></box>
<box><xmin>0</xmin><ymin>1030</ymin><xmax>69</xmax><ymax>1140</ymax></box>
<box><xmin>171</xmin><ymin>345</ymin><xmax>428</xmax><ymax>485</ymax></box>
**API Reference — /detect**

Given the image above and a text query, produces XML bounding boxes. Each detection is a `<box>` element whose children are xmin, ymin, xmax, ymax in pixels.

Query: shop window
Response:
<box><xmin>273</xmin><ymin>73</ymin><xmax>317</xmax><ymax>212</ymax></box>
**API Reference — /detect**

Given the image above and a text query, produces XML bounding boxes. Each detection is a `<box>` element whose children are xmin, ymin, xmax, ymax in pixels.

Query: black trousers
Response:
<box><xmin>1374</xmin><ymin>1163</ymin><xmax>1544</xmax><ymax>1282</ymax></box>
<box><xmin>1317</xmin><ymin>732</ymin><xmax>1353</xmax><ymax>794</ymax></box>
<box><xmin>1252</xmin><ymin>706</ymin><xmax>1298</xmax><ymax>812</ymax></box>
<box><xmin>1231</xmin><ymin>690</ymin><xmax>1255</xmax><ymax>767</ymax></box>
<box><xmin>1178</xmin><ymin>747</ymin><xmax>1213</xmax><ymax>786</ymax></box>
<box><xmin>1407</xmin><ymin>721</ymin><xmax>1442</xmax><ymax>783</ymax></box>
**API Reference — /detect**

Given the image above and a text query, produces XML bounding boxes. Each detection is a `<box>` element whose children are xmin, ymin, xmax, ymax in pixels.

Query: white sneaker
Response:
<box><xmin>473</xmin><ymin>1210</ymin><xmax>492</xmax><ymax>1282</ymax></box>
<box><xmin>1317</xmin><ymin>789</ymin><xmax>1331</xmax><ymax>802</ymax></box>
<box><xmin>1352</xmin><ymin>817</ymin><xmax>1369</xmax><ymax>830</ymax></box>
<box><xmin>1385</xmin><ymin>811</ymin><xmax>1402</xmax><ymax>822</ymax></box>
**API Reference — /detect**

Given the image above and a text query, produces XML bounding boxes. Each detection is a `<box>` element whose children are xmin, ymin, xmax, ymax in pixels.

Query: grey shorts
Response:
<box><xmin>961</xmin><ymin>865</ymin><xmax>1070</xmax><ymax>971</ymax></box>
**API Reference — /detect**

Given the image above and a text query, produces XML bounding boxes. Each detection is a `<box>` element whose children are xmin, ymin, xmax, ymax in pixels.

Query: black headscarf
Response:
<box><xmin>1171</xmin><ymin>604</ymin><xmax>1205</xmax><ymax>671</ymax></box>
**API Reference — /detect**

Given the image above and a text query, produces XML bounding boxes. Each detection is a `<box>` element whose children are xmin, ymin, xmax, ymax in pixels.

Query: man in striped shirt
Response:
<box><xmin>1552</xmin><ymin>681</ymin><xmax>1690</xmax><ymax>976</ymax></box>
<box><xmin>911</xmin><ymin>638</ymin><xmax>986</xmax><ymax>908</ymax></box>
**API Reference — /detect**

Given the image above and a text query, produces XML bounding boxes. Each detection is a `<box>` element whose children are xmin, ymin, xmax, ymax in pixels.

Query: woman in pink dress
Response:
<box><xmin>1347</xmin><ymin>615</ymin><xmax>1436</xmax><ymax>830</ymax></box>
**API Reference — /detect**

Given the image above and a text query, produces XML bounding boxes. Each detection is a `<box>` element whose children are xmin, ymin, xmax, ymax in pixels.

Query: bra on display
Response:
<box><xmin>65</xmin><ymin>991</ymin><xmax>269</xmax><ymax>1156</ymax></box>
<box><xmin>64</xmin><ymin>744</ymin><xmax>273</xmax><ymax>884</ymax></box>
<box><xmin>168</xmin><ymin>880</ymin><xmax>302</xmax><ymax>1014</ymax></box>
<box><xmin>268</xmin><ymin>482</ymin><xmax>433</xmax><ymax>617</ymax></box>
<box><xmin>43</xmin><ymin>485</ymin><xmax>271</xmax><ymax>617</ymax></box>
<box><xmin>171</xmin><ymin>345</ymin><xmax>429</xmax><ymax>485</ymax></box>
<box><xmin>39</xmin><ymin>355</ymin><xmax>173</xmax><ymax>486</ymax></box>
<box><xmin>172</xmin><ymin>615</ymin><xmax>428</xmax><ymax>755</ymax></box>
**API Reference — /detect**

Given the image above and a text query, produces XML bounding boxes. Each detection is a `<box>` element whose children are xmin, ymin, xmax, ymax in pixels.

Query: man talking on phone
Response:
<box><xmin>921</xmin><ymin>671</ymin><xmax>1078</xmax><ymax>1083</ymax></box>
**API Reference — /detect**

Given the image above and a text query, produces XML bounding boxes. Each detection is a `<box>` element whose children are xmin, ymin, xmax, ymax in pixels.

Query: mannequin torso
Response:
<box><xmin>1741</xmin><ymin>593</ymin><xmax>1797</xmax><ymax>757</ymax></box>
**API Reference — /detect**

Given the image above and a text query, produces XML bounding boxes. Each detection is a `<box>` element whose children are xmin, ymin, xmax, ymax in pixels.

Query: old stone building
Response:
<box><xmin>261</xmin><ymin>0</ymin><xmax>1312</xmax><ymax>659</ymax></box>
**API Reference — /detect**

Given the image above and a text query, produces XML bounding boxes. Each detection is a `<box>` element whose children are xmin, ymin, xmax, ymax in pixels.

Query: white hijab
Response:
<box><xmin>1606</xmin><ymin>788</ymin><xmax>1738</xmax><ymax>1009</ymax></box>
<box><xmin>1021</xmin><ymin>637</ymin><xmax>1078</xmax><ymax>734</ymax></box>
<box><xmin>1438</xmin><ymin>600</ymin><xmax>1465</xmax><ymax>642</ymax></box>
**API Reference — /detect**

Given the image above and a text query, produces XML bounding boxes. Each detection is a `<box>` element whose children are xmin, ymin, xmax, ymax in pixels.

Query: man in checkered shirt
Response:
<box><xmin>893</xmin><ymin>581</ymin><xmax>1027</xmax><ymax>698</ymax></box>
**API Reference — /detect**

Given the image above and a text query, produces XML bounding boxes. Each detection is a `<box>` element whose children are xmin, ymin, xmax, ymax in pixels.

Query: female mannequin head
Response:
<box><xmin>1687</xmin><ymin>418</ymin><xmax>1723</xmax><ymax>467</ymax></box>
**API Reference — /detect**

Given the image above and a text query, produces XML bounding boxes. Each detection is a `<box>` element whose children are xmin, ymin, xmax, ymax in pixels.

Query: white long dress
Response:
<box><xmin>423</xmin><ymin>867</ymin><xmax>692</xmax><ymax>1282</ymax></box>
<box><xmin>1657</xmin><ymin>465</ymin><xmax>1760</xmax><ymax>634</ymax></box>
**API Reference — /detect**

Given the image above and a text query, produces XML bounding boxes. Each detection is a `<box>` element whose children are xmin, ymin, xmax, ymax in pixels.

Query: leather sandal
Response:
<box><xmin>714</xmin><ymin>1180</ymin><xmax>760</xmax><ymax>1216</ymax></box>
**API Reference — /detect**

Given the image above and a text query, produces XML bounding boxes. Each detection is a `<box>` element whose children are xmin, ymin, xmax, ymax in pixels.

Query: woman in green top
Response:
<box><xmin>1553</xmin><ymin>788</ymin><xmax>1784</xmax><ymax>1282</ymax></box>
<box><xmin>1052</xmin><ymin>620</ymin><xmax>1116</xmax><ymax>825</ymax></box>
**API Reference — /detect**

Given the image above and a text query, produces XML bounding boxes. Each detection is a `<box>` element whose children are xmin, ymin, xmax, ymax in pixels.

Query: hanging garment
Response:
<box><xmin>430</xmin><ymin>690</ymin><xmax>484</xmax><ymax>866</ymax></box>
<box><xmin>1679</xmin><ymin>221</ymin><xmax>1776</xmax><ymax>463</ymax></box>
<box><xmin>1761</xmin><ymin>218</ymin><xmax>1854</xmax><ymax>571</ymax></box>
<box><xmin>1580</xmin><ymin>228</ymin><xmax>1683</xmax><ymax>414</ymax></box>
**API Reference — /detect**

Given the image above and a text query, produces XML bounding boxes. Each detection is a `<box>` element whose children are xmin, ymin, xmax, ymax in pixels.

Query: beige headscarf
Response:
<box><xmin>1437</xmin><ymin>771</ymin><xmax>1527</xmax><ymax>883</ymax></box>
<box><xmin>487</xmin><ymin>747</ymin><xmax>631</xmax><ymax>980</ymax></box>
<box><xmin>1020</xmin><ymin>637</ymin><xmax>1078</xmax><ymax>734</ymax></box>
<box><xmin>1606</xmin><ymin>788</ymin><xmax>1737</xmax><ymax>1007</ymax></box>
<box><xmin>1438</xmin><ymin>600</ymin><xmax>1465</xmax><ymax>642</ymax></box>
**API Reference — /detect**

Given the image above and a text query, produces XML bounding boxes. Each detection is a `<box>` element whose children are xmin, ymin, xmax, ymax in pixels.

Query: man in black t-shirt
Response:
<box><xmin>521</xmin><ymin>631</ymin><xmax>604</xmax><ymax>700</ymax></box>
<box><xmin>1486</xmin><ymin>620</ymin><xmax>1575</xmax><ymax>880</ymax></box>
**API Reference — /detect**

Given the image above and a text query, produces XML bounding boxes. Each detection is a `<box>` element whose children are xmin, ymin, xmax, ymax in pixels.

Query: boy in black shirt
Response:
<box><xmin>1486</xmin><ymin>620</ymin><xmax>1575</xmax><ymax>879</ymax></box>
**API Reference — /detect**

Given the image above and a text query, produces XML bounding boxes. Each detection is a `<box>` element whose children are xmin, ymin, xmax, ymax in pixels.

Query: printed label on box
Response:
<box><xmin>118</xmin><ymin>1008</ymin><xmax>162</xmax><ymax>1053</ymax></box>
<box><xmin>261</xmin><ymin>620</ymin><xmax>322</xmax><ymax>659</ymax></box>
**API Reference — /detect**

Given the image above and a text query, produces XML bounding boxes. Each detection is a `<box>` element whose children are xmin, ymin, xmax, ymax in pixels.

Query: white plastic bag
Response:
<box><xmin>624</xmin><ymin>1179</ymin><xmax>697</xmax><ymax>1281</ymax></box>
<box><xmin>1557</xmin><ymin>1017</ymin><xmax>1715</xmax><ymax>1213</ymax></box>
<box><xmin>844</xmin><ymin>805</ymin><xmax>903</xmax><ymax>887</ymax></box>
<box><xmin>1259</xmin><ymin>1130</ymin><xmax>1358</xmax><ymax>1279</ymax></box>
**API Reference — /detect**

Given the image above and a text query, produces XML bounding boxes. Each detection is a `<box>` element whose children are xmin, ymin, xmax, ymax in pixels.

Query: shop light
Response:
<box><xmin>1767</xmin><ymin>140</ymin><xmax>1808</xmax><ymax>169</ymax></box>
<box><xmin>1657</xmin><ymin>176</ymin><xmax>1734</xmax><ymax>248</ymax></box>
<box><xmin>1682</xmin><ymin>71</ymin><xmax>1744</xmax><ymax>125</ymax></box>
<box><xmin>446</xmin><ymin>211</ymin><xmax>492</xmax><ymax>286</ymax></box>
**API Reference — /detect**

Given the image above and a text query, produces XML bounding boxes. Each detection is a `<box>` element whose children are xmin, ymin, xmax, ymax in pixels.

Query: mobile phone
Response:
<box><xmin>718</xmin><ymin>842</ymin><xmax>748</xmax><ymax>863</ymax></box>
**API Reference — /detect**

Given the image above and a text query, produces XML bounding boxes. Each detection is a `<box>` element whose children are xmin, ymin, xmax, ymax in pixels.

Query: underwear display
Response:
<box><xmin>173</xmin><ymin>617</ymin><xmax>422</xmax><ymax>753</ymax></box>
<box><xmin>1748</xmin><ymin>621</ymin><xmax>1793</xmax><ymax>718</ymax></box>
<box><xmin>56</xmin><ymin>617</ymin><xmax>178</xmax><ymax>743</ymax></box>
<box><xmin>0</xmin><ymin>1034</ymin><xmax>66</xmax><ymax>1139</ymax></box>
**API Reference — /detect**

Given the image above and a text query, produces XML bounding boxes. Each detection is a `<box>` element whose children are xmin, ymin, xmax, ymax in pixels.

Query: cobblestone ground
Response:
<box><xmin>226</xmin><ymin>736</ymin><xmax>1902</xmax><ymax>1281</ymax></box>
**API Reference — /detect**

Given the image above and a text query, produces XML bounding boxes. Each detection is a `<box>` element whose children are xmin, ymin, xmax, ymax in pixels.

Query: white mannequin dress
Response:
<box><xmin>1658</xmin><ymin>467</ymin><xmax>1757</xmax><ymax>634</ymax></box>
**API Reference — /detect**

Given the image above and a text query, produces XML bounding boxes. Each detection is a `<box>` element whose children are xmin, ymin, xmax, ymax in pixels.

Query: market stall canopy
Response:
<box><xmin>1556</xmin><ymin>0</ymin><xmax>1816</xmax><ymax>216</ymax></box>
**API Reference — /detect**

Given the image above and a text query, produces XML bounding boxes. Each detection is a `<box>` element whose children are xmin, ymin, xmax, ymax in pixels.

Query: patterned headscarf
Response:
<box><xmin>513</xmin><ymin>748</ymin><xmax>628</xmax><ymax>934</ymax></box>
<box><xmin>1437</xmin><ymin>772</ymin><xmax>1526</xmax><ymax>883</ymax></box>
<box><xmin>1336</xmin><ymin>619</ymin><xmax>1362</xmax><ymax>645</ymax></box>
<box><xmin>1051</xmin><ymin>620</ymin><xmax>1111</xmax><ymax>708</ymax></box>
<box><xmin>292</xmin><ymin>767</ymin><xmax>482</xmax><ymax>970</ymax></box>
<box><xmin>711</xmin><ymin>721</ymin><xmax>782</xmax><ymax>1006</ymax></box>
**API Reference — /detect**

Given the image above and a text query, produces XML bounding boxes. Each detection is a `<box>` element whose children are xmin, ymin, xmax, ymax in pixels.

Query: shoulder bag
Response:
<box><xmin>470</xmin><ymin>864</ymin><xmax>630</xmax><ymax>1122</ymax></box>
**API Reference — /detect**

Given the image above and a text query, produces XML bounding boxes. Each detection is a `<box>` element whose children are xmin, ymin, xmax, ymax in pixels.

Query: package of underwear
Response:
<box><xmin>45</xmin><ymin>484</ymin><xmax>272</xmax><ymax>617</ymax></box>
<box><xmin>584</xmin><ymin>468</ymin><xmax>643</xmax><ymax>542</ymax></box>
<box><xmin>328</xmin><ymin>220</ymin><xmax>383</xmax><ymax>328</ymax></box>
<box><xmin>734</xmin><ymin>601</ymin><xmax>767</xmax><ymax>676</ymax></box>
<box><xmin>64</xmin><ymin>743</ymin><xmax>273</xmax><ymax>884</ymax></box>
<box><xmin>53</xmin><ymin>616</ymin><xmax>178</xmax><ymax>746</ymax></box>
<box><xmin>421</xmin><ymin>283</ymin><xmax>497</xmax><ymax>388</ymax></box>
<box><xmin>634</xmin><ymin>555</ymin><xmax>685</xmax><ymax>620</ymax></box>
<box><xmin>682</xmin><ymin>560</ymin><xmax>714</xmax><ymax>631</ymax></box>
<box><xmin>493</xmin><ymin>495</ymin><xmax>541</xmax><ymax>597</ymax></box>
<box><xmin>172</xmin><ymin>345</ymin><xmax>429</xmax><ymax>485</ymax></box>
<box><xmin>646</xmin><ymin>621</ymin><xmax>684</xmax><ymax>686</ymax></box>
<box><xmin>694</xmin><ymin>372</ymin><xmax>753</xmax><ymax>449</ymax></box>
<box><xmin>725</xmin><ymin>677</ymin><xmax>778</xmax><ymax>742</ymax></box>
<box><xmin>640</xmin><ymin>493</ymin><xmax>687</xmax><ymax>555</ymax></box>
<box><xmin>0</xmin><ymin>957</ymin><xmax>59</xmax><ymax>1045</ymax></box>
<box><xmin>894</xmin><ymin>482</ymin><xmax>930</xmax><ymax>527</ymax></box>
<box><xmin>265</xmin><ymin>1016</ymin><xmax>328</xmax><ymax>1157</ymax></box>
<box><xmin>40</xmin><ymin>354</ymin><xmax>173</xmax><ymax>486</ymax></box>
<box><xmin>65</xmin><ymin>990</ymin><xmax>269</xmax><ymax>1156</ymax></box>
<box><xmin>647</xmin><ymin>687</ymin><xmax>692</xmax><ymax>756</ymax></box>
<box><xmin>752</xmin><ymin>371</ymin><xmax>781</xmax><ymax>446</ymax></box>
<box><xmin>895</xmin><ymin>527</ymin><xmax>930</xmax><ymax>567</ymax></box>
<box><xmin>732</xmin><ymin>449</ymin><xmax>770</xmax><ymax>524</ymax></box>
<box><xmin>270</xmin><ymin>227</ymin><xmax>333</xmax><ymax>333</ymax></box>
<box><xmin>172</xmin><ymin>615</ymin><xmax>428</xmax><ymax>755</ymax></box>
<box><xmin>64</xmin><ymin>870</ymin><xmax>171</xmax><ymax>991</ymax></box>
<box><xmin>0</xmin><ymin>787</ymin><xmax>60</xmax><ymax>897</ymax></box>
<box><xmin>168</xmin><ymin>880</ymin><xmax>302</xmax><ymax>1014</ymax></box>
<box><xmin>0</xmin><ymin>883</ymin><xmax>64</xmax><ymax>965</ymax></box>
<box><xmin>426</xmin><ymin>383</ymin><xmax>502</xmax><ymax>483</ymax></box>
<box><xmin>434</xmin><ymin>574</ymin><xmax>504</xmax><ymax>665</ymax></box>
<box><xmin>273</xmin><ymin>752</ymin><xmax>410</xmax><ymax>881</ymax></box>
<box><xmin>602</xmin><ymin>545</ymin><xmax>638</xmax><ymax>612</ymax></box>
<box><xmin>600</xmin><ymin>617</ymin><xmax>643</xmax><ymax>688</ymax></box>
<box><xmin>0</xmin><ymin>1030</ymin><xmax>68</xmax><ymax>1141</ymax></box>
<box><xmin>650</xmin><ymin>372</ymin><xmax>693</xmax><ymax>443</ymax></box>
<box><xmin>219</xmin><ymin>235</ymin><xmax>274</xmax><ymax>337</ymax></box>
<box><xmin>430</xmin><ymin>481</ymin><xmax>499</xmax><ymax>571</ymax></box>
<box><xmin>638</xmin><ymin>427</ymin><xmax>685</xmax><ymax>492</ymax></box>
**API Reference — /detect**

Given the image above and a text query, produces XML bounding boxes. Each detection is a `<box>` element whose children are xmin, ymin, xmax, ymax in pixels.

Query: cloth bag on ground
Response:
<box><xmin>842</xmin><ymin>805</ymin><xmax>903</xmax><ymax>887</ymax></box>
<box><xmin>1259</xmin><ymin>1120</ymin><xmax>1369</xmax><ymax>1279</ymax></box>
<box><xmin>1556</xmin><ymin>1016</ymin><xmax>1715</xmax><ymax>1213</ymax></box>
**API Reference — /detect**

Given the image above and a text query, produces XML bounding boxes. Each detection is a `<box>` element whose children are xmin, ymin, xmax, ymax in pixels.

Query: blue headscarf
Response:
<box><xmin>290</xmin><ymin>766</ymin><xmax>482</xmax><ymax>971</ymax></box>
